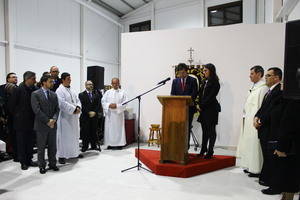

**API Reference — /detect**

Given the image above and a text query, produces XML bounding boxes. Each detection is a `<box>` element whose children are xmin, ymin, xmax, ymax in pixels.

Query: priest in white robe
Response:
<box><xmin>56</xmin><ymin>72</ymin><xmax>82</xmax><ymax>164</ymax></box>
<box><xmin>102</xmin><ymin>78</ymin><xmax>127</xmax><ymax>150</ymax></box>
<box><xmin>236</xmin><ymin>66</ymin><xmax>268</xmax><ymax>176</ymax></box>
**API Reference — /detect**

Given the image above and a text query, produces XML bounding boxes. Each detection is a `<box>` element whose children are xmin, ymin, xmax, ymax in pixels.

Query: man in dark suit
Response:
<box><xmin>0</xmin><ymin>73</ymin><xmax>18</xmax><ymax>160</ymax></box>
<box><xmin>79</xmin><ymin>80</ymin><xmax>102</xmax><ymax>152</ymax></box>
<box><xmin>9</xmin><ymin>71</ymin><xmax>38</xmax><ymax>170</ymax></box>
<box><xmin>254</xmin><ymin>67</ymin><xmax>283</xmax><ymax>194</ymax></box>
<box><xmin>31</xmin><ymin>75</ymin><xmax>60</xmax><ymax>174</ymax></box>
<box><xmin>50</xmin><ymin>66</ymin><xmax>61</xmax><ymax>92</ymax></box>
<box><xmin>0</xmin><ymin>73</ymin><xmax>18</xmax><ymax>98</ymax></box>
<box><xmin>171</xmin><ymin>63</ymin><xmax>198</xmax><ymax>149</ymax></box>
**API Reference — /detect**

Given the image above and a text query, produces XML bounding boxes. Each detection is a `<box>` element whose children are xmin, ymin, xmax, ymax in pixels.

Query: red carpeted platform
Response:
<box><xmin>135</xmin><ymin>149</ymin><xmax>236</xmax><ymax>178</ymax></box>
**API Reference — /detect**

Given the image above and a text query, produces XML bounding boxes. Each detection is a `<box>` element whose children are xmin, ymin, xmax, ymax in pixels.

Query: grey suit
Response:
<box><xmin>31</xmin><ymin>88</ymin><xmax>59</xmax><ymax>168</ymax></box>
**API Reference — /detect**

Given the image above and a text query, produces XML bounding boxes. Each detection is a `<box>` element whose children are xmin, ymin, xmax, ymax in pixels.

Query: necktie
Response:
<box><xmin>46</xmin><ymin>91</ymin><xmax>50</xmax><ymax>99</ymax></box>
<box><xmin>181</xmin><ymin>78</ymin><xmax>185</xmax><ymax>91</ymax></box>
<box><xmin>88</xmin><ymin>92</ymin><xmax>92</xmax><ymax>102</ymax></box>
<box><xmin>263</xmin><ymin>89</ymin><xmax>271</xmax><ymax>101</ymax></box>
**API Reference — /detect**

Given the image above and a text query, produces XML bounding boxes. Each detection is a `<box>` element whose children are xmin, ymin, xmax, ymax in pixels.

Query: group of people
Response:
<box><xmin>0</xmin><ymin>63</ymin><xmax>299</xmax><ymax>199</ymax></box>
<box><xmin>0</xmin><ymin>66</ymin><xmax>127</xmax><ymax>174</ymax></box>
<box><xmin>171</xmin><ymin>63</ymin><xmax>221</xmax><ymax>159</ymax></box>
<box><xmin>236</xmin><ymin>66</ymin><xmax>300</xmax><ymax>200</ymax></box>
<box><xmin>171</xmin><ymin>63</ymin><xmax>299</xmax><ymax>199</ymax></box>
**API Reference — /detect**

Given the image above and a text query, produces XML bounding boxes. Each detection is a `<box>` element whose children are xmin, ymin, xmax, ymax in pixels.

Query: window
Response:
<box><xmin>129</xmin><ymin>20</ymin><xmax>151</xmax><ymax>32</ymax></box>
<box><xmin>208</xmin><ymin>1</ymin><xmax>243</xmax><ymax>27</ymax></box>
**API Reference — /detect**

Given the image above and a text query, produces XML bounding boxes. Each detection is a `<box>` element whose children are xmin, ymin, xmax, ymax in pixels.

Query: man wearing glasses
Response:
<box><xmin>50</xmin><ymin>66</ymin><xmax>61</xmax><ymax>92</ymax></box>
<box><xmin>254</xmin><ymin>67</ymin><xmax>282</xmax><ymax>194</ymax></box>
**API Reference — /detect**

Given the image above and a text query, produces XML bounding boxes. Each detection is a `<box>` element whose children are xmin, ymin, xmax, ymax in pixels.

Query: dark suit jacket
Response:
<box><xmin>31</xmin><ymin>88</ymin><xmax>60</xmax><ymax>131</ymax></box>
<box><xmin>197</xmin><ymin>78</ymin><xmax>221</xmax><ymax>125</ymax></box>
<box><xmin>51</xmin><ymin>78</ymin><xmax>61</xmax><ymax>92</ymax></box>
<box><xmin>171</xmin><ymin>76</ymin><xmax>198</xmax><ymax>104</ymax></box>
<box><xmin>255</xmin><ymin>83</ymin><xmax>282</xmax><ymax>141</ymax></box>
<box><xmin>9</xmin><ymin>82</ymin><xmax>37</xmax><ymax>131</ymax></box>
<box><xmin>79</xmin><ymin>90</ymin><xmax>102</xmax><ymax>120</ymax></box>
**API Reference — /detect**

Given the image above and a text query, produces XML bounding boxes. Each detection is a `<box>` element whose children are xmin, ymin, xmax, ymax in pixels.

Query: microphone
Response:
<box><xmin>157</xmin><ymin>77</ymin><xmax>171</xmax><ymax>85</ymax></box>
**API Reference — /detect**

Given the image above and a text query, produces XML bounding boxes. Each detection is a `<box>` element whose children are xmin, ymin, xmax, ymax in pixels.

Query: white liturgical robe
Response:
<box><xmin>102</xmin><ymin>88</ymin><xmax>127</xmax><ymax>147</ymax></box>
<box><xmin>236</xmin><ymin>79</ymin><xmax>268</xmax><ymax>173</ymax></box>
<box><xmin>56</xmin><ymin>85</ymin><xmax>81</xmax><ymax>158</ymax></box>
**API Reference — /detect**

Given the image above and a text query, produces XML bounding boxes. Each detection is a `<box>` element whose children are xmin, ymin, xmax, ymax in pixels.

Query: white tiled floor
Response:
<box><xmin>0</xmin><ymin>144</ymin><xmax>298</xmax><ymax>200</ymax></box>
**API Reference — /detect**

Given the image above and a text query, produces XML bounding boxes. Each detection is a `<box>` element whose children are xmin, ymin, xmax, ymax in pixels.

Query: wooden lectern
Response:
<box><xmin>157</xmin><ymin>96</ymin><xmax>192</xmax><ymax>165</ymax></box>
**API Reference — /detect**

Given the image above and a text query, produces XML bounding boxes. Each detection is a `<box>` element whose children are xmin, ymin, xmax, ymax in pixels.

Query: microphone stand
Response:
<box><xmin>121</xmin><ymin>81</ymin><xmax>168</xmax><ymax>173</ymax></box>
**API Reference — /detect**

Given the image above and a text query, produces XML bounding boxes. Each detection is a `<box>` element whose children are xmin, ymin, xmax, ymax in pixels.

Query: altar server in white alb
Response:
<box><xmin>102</xmin><ymin>78</ymin><xmax>127</xmax><ymax>150</ymax></box>
<box><xmin>56</xmin><ymin>72</ymin><xmax>82</xmax><ymax>164</ymax></box>
<box><xmin>236</xmin><ymin>65</ymin><xmax>269</xmax><ymax>177</ymax></box>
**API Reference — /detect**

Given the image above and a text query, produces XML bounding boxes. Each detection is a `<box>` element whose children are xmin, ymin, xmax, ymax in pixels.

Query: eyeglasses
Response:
<box><xmin>51</xmin><ymin>71</ymin><xmax>59</xmax><ymax>73</ymax></box>
<box><xmin>265</xmin><ymin>74</ymin><xmax>275</xmax><ymax>78</ymax></box>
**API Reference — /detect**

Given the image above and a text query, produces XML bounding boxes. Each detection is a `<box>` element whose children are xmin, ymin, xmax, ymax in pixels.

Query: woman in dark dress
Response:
<box><xmin>197</xmin><ymin>63</ymin><xmax>221</xmax><ymax>159</ymax></box>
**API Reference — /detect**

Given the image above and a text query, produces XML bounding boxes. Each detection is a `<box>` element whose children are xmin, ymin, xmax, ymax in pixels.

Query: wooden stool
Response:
<box><xmin>148</xmin><ymin>124</ymin><xmax>162</xmax><ymax>147</ymax></box>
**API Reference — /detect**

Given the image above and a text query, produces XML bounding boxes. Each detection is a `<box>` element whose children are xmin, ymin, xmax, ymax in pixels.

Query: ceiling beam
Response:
<box><xmin>120</xmin><ymin>0</ymin><xmax>135</xmax><ymax>10</ymax></box>
<box><xmin>92</xmin><ymin>0</ymin><xmax>124</xmax><ymax>17</ymax></box>
<box><xmin>75</xmin><ymin>0</ymin><xmax>123</xmax><ymax>27</ymax></box>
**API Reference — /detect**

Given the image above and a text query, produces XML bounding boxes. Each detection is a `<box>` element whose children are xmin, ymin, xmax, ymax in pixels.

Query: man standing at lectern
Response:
<box><xmin>171</xmin><ymin>63</ymin><xmax>198</xmax><ymax>149</ymax></box>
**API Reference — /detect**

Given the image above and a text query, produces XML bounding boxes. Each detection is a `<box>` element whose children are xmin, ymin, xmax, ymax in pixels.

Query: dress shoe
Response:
<box><xmin>58</xmin><ymin>158</ymin><xmax>66</xmax><ymax>164</ymax></box>
<box><xmin>261</xmin><ymin>187</ymin><xmax>281</xmax><ymax>195</ymax></box>
<box><xmin>39</xmin><ymin>168</ymin><xmax>47</xmax><ymax>174</ymax></box>
<box><xmin>248</xmin><ymin>173</ymin><xmax>260</xmax><ymax>178</ymax></box>
<box><xmin>28</xmin><ymin>161</ymin><xmax>38</xmax><ymax>167</ymax></box>
<box><xmin>114</xmin><ymin>146</ymin><xmax>123</xmax><ymax>150</ymax></box>
<box><xmin>91</xmin><ymin>147</ymin><xmax>101</xmax><ymax>152</ymax></box>
<box><xmin>77</xmin><ymin>154</ymin><xmax>84</xmax><ymax>158</ymax></box>
<box><xmin>21</xmin><ymin>164</ymin><xmax>29</xmax><ymax>170</ymax></box>
<box><xmin>199</xmin><ymin>149</ymin><xmax>207</xmax><ymax>155</ymax></box>
<box><xmin>81</xmin><ymin>148</ymin><xmax>87</xmax><ymax>153</ymax></box>
<box><xmin>48</xmin><ymin>166</ymin><xmax>59</xmax><ymax>171</ymax></box>
<box><xmin>204</xmin><ymin>154</ymin><xmax>213</xmax><ymax>159</ymax></box>
<box><xmin>243</xmin><ymin>169</ymin><xmax>250</xmax><ymax>174</ymax></box>
<box><xmin>258</xmin><ymin>180</ymin><xmax>269</xmax><ymax>187</ymax></box>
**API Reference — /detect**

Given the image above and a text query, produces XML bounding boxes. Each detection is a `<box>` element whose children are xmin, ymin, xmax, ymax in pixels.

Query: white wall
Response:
<box><xmin>0</xmin><ymin>0</ymin><xmax>5</xmax><ymax>83</ymax></box>
<box><xmin>121</xmin><ymin>0</ymin><xmax>257</xmax><ymax>32</ymax></box>
<box><xmin>0</xmin><ymin>0</ymin><xmax>120</xmax><ymax>94</ymax></box>
<box><xmin>121</xmin><ymin>23</ymin><xmax>285</xmax><ymax>147</ymax></box>
<box><xmin>84</xmin><ymin>8</ymin><xmax>120</xmax><ymax>85</ymax></box>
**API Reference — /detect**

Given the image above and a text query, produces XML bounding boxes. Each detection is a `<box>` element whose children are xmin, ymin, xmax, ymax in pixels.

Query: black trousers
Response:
<box><xmin>36</xmin><ymin>130</ymin><xmax>57</xmax><ymax>168</ymax></box>
<box><xmin>8</xmin><ymin>118</ymin><xmax>18</xmax><ymax>159</ymax></box>
<box><xmin>16</xmin><ymin>130</ymin><xmax>34</xmax><ymax>165</ymax></box>
<box><xmin>259</xmin><ymin>139</ymin><xmax>278</xmax><ymax>185</ymax></box>
<box><xmin>200</xmin><ymin>122</ymin><xmax>217</xmax><ymax>154</ymax></box>
<box><xmin>81</xmin><ymin>117</ymin><xmax>98</xmax><ymax>150</ymax></box>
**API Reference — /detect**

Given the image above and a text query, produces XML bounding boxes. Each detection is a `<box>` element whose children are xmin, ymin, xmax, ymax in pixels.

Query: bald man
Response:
<box><xmin>101</xmin><ymin>78</ymin><xmax>127</xmax><ymax>150</ymax></box>
<box><xmin>79</xmin><ymin>81</ymin><xmax>102</xmax><ymax>152</ymax></box>
<box><xmin>50</xmin><ymin>66</ymin><xmax>61</xmax><ymax>92</ymax></box>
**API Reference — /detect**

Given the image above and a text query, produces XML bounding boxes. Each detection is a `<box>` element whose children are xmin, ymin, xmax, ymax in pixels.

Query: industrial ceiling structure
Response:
<box><xmin>91</xmin><ymin>0</ymin><xmax>152</xmax><ymax>17</ymax></box>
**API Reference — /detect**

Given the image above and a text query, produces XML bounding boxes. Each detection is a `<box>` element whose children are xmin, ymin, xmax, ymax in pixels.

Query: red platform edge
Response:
<box><xmin>135</xmin><ymin>149</ymin><xmax>236</xmax><ymax>178</ymax></box>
